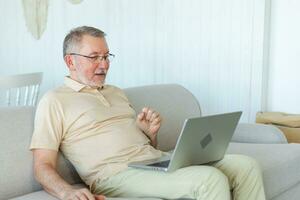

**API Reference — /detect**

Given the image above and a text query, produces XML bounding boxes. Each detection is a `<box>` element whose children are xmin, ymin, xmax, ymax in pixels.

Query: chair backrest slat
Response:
<box><xmin>0</xmin><ymin>72</ymin><xmax>43</xmax><ymax>106</ymax></box>
<box><xmin>33</xmin><ymin>85</ymin><xmax>40</xmax><ymax>106</ymax></box>
<box><xmin>24</xmin><ymin>86</ymin><xmax>29</xmax><ymax>106</ymax></box>
<box><xmin>6</xmin><ymin>90</ymin><xmax>11</xmax><ymax>106</ymax></box>
<box><xmin>16</xmin><ymin>88</ymin><xmax>21</xmax><ymax>106</ymax></box>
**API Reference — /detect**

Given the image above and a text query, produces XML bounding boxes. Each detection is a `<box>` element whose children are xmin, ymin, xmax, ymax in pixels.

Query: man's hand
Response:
<box><xmin>136</xmin><ymin>107</ymin><xmax>162</xmax><ymax>147</ymax></box>
<box><xmin>62</xmin><ymin>187</ymin><xmax>105</xmax><ymax>200</ymax></box>
<box><xmin>32</xmin><ymin>149</ymin><xmax>105</xmax><ymax>200</ymax></box>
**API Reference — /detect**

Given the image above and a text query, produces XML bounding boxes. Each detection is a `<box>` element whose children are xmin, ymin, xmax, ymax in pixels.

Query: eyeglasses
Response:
<box><xmin>69</xmin><ymin>53</ymin><xmax>115</xmax><ymax>63</ymax></box>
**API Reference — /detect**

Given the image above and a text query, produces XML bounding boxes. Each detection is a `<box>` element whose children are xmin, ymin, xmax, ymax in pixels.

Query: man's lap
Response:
<box><xmin>90</xmin><ymin>155</ymin><xmax>255</xmax><ymax>199</ymax></box>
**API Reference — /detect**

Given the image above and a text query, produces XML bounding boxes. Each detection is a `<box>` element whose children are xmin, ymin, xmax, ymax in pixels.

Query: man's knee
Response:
<box><xmin>187</xmin><ymin>166</ymin><xmax>229</xmax><ymax>188</ymax></box>
<box><xmin>208</xmin><ymin>166</ymin><xmax>229</xmax><ymax>184</ymax></box>
<box><xmin>234</xmin><ymin>155</ymin><xmax>260</xmax><ymax>170</ymax></box>
<box><xmin>192</xmin><ymin>167</ymin><xmax>230</xmax><ymax>200</ymax></box>
<box><xmin>227</xmin><ymin>154</ymin><xmax>262</xmax><ymax>179</ymax></box>
<box><xmin>180</xmin><ymin>165</ymin><xmax>230</xmax><ymax>200</ymax></box>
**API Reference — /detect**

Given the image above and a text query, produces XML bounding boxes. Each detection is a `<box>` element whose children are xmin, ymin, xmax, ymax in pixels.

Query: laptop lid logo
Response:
<box><xmin>200</xmin><ymin>133</ymin><xmax>212</xmax><ymax>149</ymax></box>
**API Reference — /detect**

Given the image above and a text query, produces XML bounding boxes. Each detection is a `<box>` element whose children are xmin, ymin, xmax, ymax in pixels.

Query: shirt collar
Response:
<box><xmin>64</xmin><ymin>76</ymin><xmax>105</xmax><ymax>92</ymax></box>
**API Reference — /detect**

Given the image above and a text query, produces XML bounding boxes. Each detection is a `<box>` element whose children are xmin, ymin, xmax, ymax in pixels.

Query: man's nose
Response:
<box><xmin>97</xmin><ymin>60</ymin><xmax>109</xmax><ymax>69</ymax></box>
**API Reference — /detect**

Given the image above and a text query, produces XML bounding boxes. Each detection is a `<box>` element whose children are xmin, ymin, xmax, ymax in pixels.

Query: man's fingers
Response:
<box><xmin>150</xmin><ymin>112</ymin><xmax>159</xmax><ymax>122</ymax></box>
<box><xmin>140</xmin><ymin>107</ymin><xmax>149</xmax><ymax>121</ymax></box>
<box><xmin>63</xmin><ymin>188</ymin><xmax>96</xmax><ymax>200</ymax></box>
<box><xmin>142</xmin><ymin>107</ymin><xmax>149</xmax><ymax>113</ymax></box>
<box><xmin>82</xmin><ymin>189</ymin><xmax>96</xmax><ymax>200</ymax></box>
<box><xmin>137</xmin><ymin>112</ymin><xmax>144</xmax><ymax>121</ymax></box>
<box><xmin>73</xmin><ymin>194</ymin><xmax>82</xmax><ymax>200</ymax></box>
<box><xmin>95</xmin><ymin>195</ymin><xmax>106</xmax><ymax>200</ymax></box>
<box><xmin>140</xmin><ymin>107</ymin><xmax>161</xmax><ymax>124</ymax></box>
<box><xmin>146</xmin><ymin>109</ymin><xmax>154</xmax><ymax>121</ymax></box>
<box><xmin>75</xmin><ymin>192</ymin><xmax>88</xmax><ymax>200</ymax></box>
<box><xmin>78</xmin><ymin>193</ymin><xmax>88</xmax><ymax>200</ymax></box>
<box><xmin>75</xmin><ymin>188</ymin><xmax>95</xmax><ymax>200</ymax></box>
<box><xmin>152</xmin><ymin>117</ymin><xmax>161</xmax><ymax>125</ymax></box>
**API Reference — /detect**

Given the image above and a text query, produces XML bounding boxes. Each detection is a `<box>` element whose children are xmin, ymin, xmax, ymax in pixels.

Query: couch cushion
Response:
<box><xmin>227</xmin><ymin>143</ymin><xmax>300</xmax><ymax>199</ymax></box>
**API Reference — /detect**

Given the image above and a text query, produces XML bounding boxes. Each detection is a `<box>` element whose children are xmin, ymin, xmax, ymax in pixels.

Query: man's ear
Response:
<box><xmin>64</xmin><ymin>55</ymin><xmax>76</xmax><ymax>71</ymax></box>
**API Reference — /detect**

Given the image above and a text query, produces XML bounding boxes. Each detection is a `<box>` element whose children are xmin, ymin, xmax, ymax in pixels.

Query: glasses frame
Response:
<box><xmin>69</xmin><ymin>53</ymin><xmax>115</xmax><ymax>63</ymax></box>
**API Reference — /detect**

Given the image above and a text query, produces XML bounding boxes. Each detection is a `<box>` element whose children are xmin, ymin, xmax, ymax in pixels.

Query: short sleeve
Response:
<box><xmin>30</xmin><ymin>92</ymin><xmax>64</xmax><ymax>151</ymax></box>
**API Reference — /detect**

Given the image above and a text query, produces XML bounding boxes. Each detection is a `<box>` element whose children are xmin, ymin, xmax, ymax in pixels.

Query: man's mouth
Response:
<box><xmin>94</xmin><ymin>72</ymin><xmax>106</xmax><ymax>76</ymax></box>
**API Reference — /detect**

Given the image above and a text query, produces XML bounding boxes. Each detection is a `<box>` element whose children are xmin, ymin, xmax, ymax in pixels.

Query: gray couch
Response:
<box><xmin>1</xmin><ymin>84</ymin><xmax>300</xmax><ymax>200</ymax></box>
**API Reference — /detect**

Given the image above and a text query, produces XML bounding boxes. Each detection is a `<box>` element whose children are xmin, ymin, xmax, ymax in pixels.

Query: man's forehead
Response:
<box><xmin>79</xmin><ymin>35</ymin><xmax>109</xmax><ymax>54</ymax></box>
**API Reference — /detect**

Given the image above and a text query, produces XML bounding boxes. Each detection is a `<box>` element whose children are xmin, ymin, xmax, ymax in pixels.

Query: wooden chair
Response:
<box><xmin>0</xmin><ymin>72</ymin><xmax>43</xmax><ymax>106</ymax></box>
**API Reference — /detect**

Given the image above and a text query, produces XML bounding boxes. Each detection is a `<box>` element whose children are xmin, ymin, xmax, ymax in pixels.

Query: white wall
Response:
<box><xmin>267</xmin><ymin>0</ymin><xmax>300</xmax><ymax>113</ymax></box>
<box><xmin>0</xmin><ymin>0</ymin><xmax>268</xmax><ymax>122</ymax></box>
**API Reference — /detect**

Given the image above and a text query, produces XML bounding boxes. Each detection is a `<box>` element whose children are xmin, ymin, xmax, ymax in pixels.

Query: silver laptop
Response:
<box><xmin>128</xmin><ymin>111</ymin><xmax>242</xmax><ymax>172</ymax></box>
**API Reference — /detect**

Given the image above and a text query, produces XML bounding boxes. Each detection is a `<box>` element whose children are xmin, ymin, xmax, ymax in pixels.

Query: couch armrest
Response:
<box><xmin>231</xmin><ymin>123</ymin><xmax>288</xmax><ymax>144</ymax></box>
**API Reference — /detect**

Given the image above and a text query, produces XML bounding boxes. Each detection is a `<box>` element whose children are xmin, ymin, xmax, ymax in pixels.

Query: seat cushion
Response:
<box><xmin>9</xmin><ymin>184</ymin><xmax>85</xmax><ymax>200</ymax></box>
<box><xmin>10</xmin><ymin>189</ymin><xmax>162</xmax><ymax>200</ymax></box>
<box><xmin>227</xmin><ymin>143</ymin><xmax>300</xmax><ymax>199</ymax></box>
<box><xmin>9</xmin><ymin>190</ymin><xmax>58</xmax><ymax>200</ymax></box>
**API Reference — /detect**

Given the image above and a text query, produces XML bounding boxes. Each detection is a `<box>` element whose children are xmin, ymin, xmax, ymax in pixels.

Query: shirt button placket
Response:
<box><xmin>96</xmin><ymin>91</ymin><xmax>110</xmax><ymax>107</ymax></box>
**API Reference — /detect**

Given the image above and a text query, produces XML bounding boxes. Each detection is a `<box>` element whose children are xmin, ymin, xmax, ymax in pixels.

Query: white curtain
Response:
<box><xmin>0</xmin><ymin>0</ymin><xmax>268</xmax><ymax>122</ymax></box>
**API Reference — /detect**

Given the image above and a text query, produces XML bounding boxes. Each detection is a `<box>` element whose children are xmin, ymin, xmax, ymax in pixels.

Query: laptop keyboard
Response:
<box><xmin>147</xmin><ymin>160</ymin><xmax>170</xmax><ymax>168</ymax></box>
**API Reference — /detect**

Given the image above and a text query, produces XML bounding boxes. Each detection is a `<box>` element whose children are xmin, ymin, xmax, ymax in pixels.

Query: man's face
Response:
<box><xmin>68</xmin><ymin>35</ymin><xmax>110</xmax><ymax>88</ymax></box>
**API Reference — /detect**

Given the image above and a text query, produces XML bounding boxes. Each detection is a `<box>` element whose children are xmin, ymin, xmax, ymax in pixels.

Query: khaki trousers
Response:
<box><xmin>92</xmin><ymin>154</ymin><xmax>265</xmax><ymax>200</ymax></box>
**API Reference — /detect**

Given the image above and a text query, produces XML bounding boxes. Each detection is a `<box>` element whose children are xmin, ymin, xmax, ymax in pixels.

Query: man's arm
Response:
<box><xmin>32</xmin><ymin>149</ymin><xmax>104</xmax><ymax>200</ymax></box>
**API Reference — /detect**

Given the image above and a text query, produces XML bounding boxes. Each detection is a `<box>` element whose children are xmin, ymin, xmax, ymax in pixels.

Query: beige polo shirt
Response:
<box><xmin>30</xmin><ymin>77</ymin><xmax>163</xmax><ymax>186</ymax></box>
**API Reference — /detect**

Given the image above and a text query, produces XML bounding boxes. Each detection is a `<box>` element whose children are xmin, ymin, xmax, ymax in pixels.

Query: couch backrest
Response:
<box><xmin>0</xmin><ymin>106</ymin><xmax>39</xmax><ymax>199</ymax></box>
<box><xmin>124</xmin><ymin>84</ymin><xmax>201</xmax><ymax>151</ymax></box>
<box><xmin>0</xmin><ymin>106</ymin><xmax>82</xmax><ymax>199</ymax></box>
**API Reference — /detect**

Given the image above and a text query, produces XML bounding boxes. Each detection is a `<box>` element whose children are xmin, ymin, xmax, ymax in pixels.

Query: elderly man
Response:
<box><xmin>30</xmin><ymin>26</ymin><xmax>265</xmax><ymax>200</ymax></box>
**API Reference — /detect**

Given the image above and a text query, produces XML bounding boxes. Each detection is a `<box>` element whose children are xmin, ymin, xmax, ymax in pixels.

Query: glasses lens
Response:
<box><xmin>89</xmin><ymin>54</ymin><xmax>115</xmax><ymax>63</ymax></box>
<box><xmin>91</xmin><ymin>57</ymin><xmax>99</xmax><ymax>62</ymax></box>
